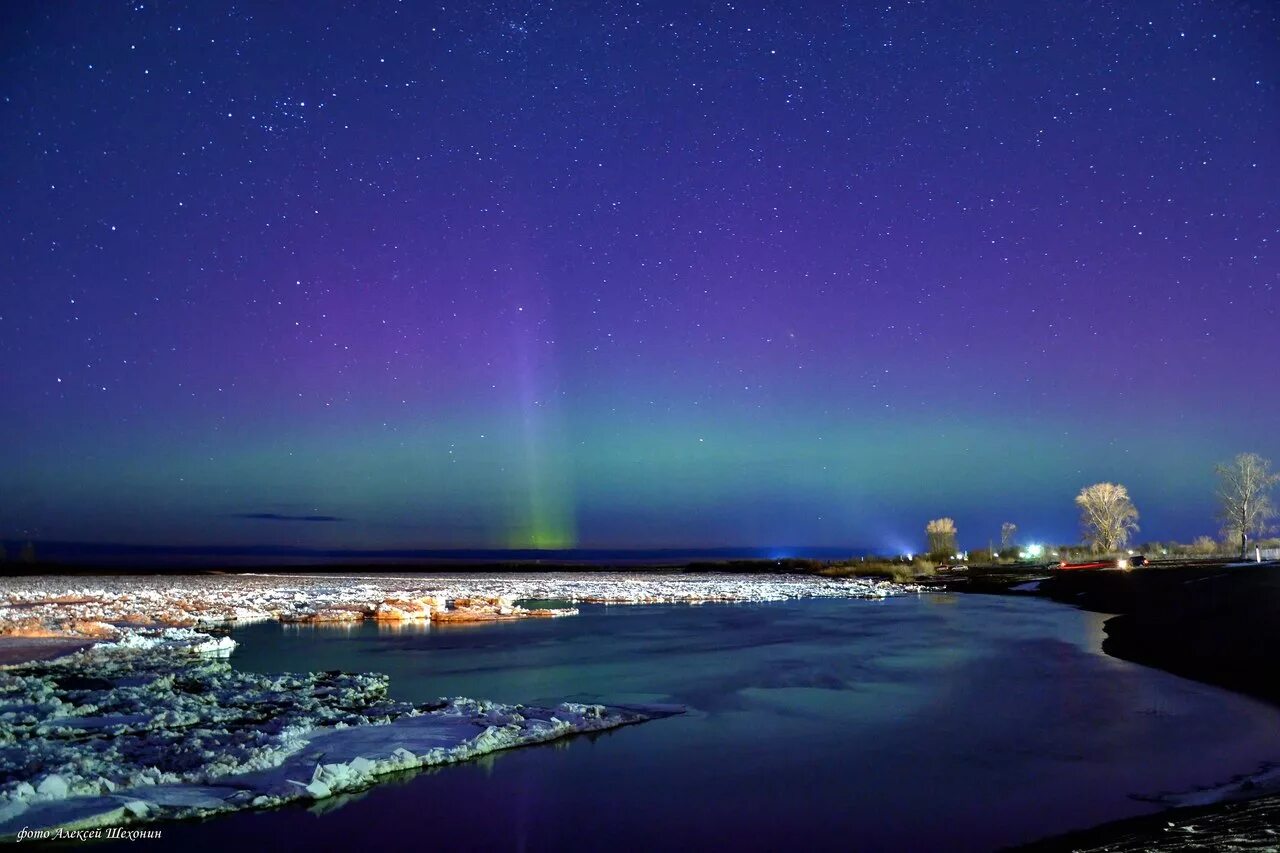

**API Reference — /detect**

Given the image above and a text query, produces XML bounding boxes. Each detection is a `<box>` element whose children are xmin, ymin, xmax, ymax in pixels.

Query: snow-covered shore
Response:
<box><xmin>0</xmin><ymin>571</ymin><xmax>911</xmax><ymax>640</ymax></box>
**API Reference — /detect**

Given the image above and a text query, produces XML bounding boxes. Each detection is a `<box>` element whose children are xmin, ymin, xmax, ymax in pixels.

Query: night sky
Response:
<box><xmin>2</xmin><ymin>2</ymin><xmax>1277</xmax><ymax>554</ymax></box>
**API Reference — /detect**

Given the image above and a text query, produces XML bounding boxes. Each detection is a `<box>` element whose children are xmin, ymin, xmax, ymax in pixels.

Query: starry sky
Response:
<box><xmin>2</xmin><ymin>1</ymin><xmax>1277</xmax><ymax>555</ymax></box>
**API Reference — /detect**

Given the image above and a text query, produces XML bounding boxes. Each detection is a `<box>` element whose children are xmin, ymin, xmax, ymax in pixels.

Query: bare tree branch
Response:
<box><xmin>1075</xmin><ymin>483</ymin><xmax>1139</xmax><ymax>553</ymax></box>
<box><xmin>1215</xmin><ymin>453</ymin><xmax>1279</xmax><ymax>559</ymax></box>
<box><xmin>925</xmin><ymin>517</ymin><xmax>958</xmax><ymax>559</ymax></box>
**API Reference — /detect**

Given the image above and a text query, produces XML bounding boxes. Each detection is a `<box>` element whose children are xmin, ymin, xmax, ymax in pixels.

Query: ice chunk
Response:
<box><xmin>303</xmin><ymin>781</ymin><xmax>330</xmax><ymax>799</ymax></box>
<box><xmin>36</xmin><ymin>775</ymin><xmax>69</xmax><ymax>799</ymax></box>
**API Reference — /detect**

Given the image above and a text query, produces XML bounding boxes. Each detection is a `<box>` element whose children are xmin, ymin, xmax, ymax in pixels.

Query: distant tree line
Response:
<box><xmin>921</xmin><ymin>451</ymin><xmax>1278</xmax><ymax>562</ymax></box>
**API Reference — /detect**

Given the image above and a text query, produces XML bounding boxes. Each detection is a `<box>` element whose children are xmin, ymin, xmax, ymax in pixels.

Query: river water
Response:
<box><xmin>124</xmin><ymin>592</ymin><xmax>1280</xmax><ymax>851</ymax></box>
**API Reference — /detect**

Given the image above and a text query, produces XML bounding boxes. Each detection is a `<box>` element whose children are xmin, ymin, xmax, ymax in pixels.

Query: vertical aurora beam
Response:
<box><xmin>504</xmin><ymin>266</ymin><xmax>576</xmax><ymax>550</ymax></box>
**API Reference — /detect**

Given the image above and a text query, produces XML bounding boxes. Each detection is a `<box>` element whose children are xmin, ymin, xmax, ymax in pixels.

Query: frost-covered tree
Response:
<box><xmin>926</xmin><ymin>517</ymin><xmax>958</xmax><ymax>559</ymax></box>
<box><xmin>1075</xmin><ymin>483</ymin><xmax>1139</xmax><ymax>553</ymax></box>
<box><xmin>1215</xmin><ymin>453</ymin><xmax>1279</xmax><ymax>559</ymax></box>
<box><xmin>1191</xmin><ymin>535</ymin><xmax>1218</xmax><ymax>556</ymax></box>
<box><xmin>1000</xmin><ymin>522</ymin><xmax>1018</xmax><ymax>551</ymax></box>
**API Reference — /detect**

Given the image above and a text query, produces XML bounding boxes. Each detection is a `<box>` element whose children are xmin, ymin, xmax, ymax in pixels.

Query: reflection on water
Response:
<box><xmin>281</xmin><ymin>622</ymin><xmax>367</xmax><ymax>635</ymax></box>
<box><xmin>369</xmin><ymin>620</ymin><xmax>429</xmax><ymax>635</ymax></box>
<box><xmin>103</xmin><ymin>594</ymin><xmax>1280</xmax><ymax>852</ymax></box>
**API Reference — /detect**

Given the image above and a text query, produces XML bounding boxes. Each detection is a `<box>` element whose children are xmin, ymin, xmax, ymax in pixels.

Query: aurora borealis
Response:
<box><xmin>2</xmin><ymin>2</ymin><xmax>1277</xmax><ymax>554</ymax></box>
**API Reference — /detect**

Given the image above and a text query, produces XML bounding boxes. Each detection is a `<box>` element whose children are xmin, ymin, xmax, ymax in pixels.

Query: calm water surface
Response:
<box><xmin>124</xmin><ymin>592</ymin><xmax>1280</xmax><ymax>851</ymax></box>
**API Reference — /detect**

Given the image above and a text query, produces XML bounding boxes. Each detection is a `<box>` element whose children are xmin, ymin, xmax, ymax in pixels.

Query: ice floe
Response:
<box><xmin>0</xmin><ymin>642</ymin><xmax>672</xmax><ymax>840</ymax></box>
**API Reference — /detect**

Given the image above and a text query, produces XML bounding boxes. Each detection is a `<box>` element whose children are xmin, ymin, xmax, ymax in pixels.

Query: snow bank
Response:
<box><xmin>0</xmin><ymin>571</ymin><xmax>914</xmax><ymax>642</ymax></box>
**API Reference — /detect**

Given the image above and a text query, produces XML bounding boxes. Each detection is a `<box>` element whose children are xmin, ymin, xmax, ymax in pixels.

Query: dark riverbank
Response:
<box><xmin>930</xmin><ymin>560</ymin><xmax>1280</xmax><ymax>852</ymax></box>
<box><xmin>933</xmin><ymin>561</ymin><xmax>1280</xmax><ymax>707</ymax></box>
<box><xmin>1044</xmin><ymin>563</ymin><xmax>1280</xmax><ymax>708</ymax></box>
<box><xmin>1014</xmin><ymin>793</ymin><xmax>1280</xmax><ymax>852</ymax></box>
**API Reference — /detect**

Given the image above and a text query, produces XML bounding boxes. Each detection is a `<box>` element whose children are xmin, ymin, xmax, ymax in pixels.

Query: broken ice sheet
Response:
<box><xmin>0</xmin><ymin>639</ymin><xmax>677</xmax><ymax>840</ymax></box>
